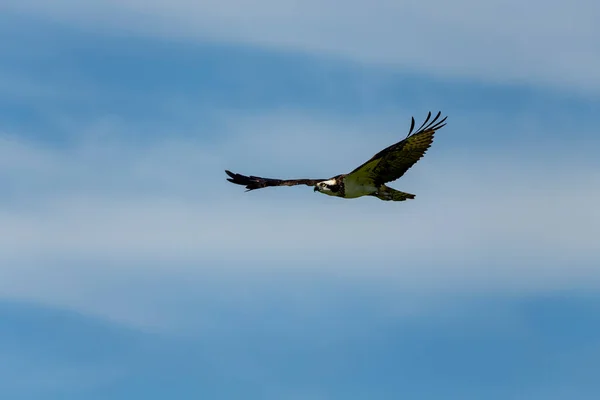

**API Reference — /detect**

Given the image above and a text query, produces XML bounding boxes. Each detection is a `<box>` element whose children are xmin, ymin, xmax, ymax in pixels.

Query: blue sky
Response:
<box><xmin>1</xmin><ymin>1</ymin><xmax>600</xmax><ymax>399</ymax></box>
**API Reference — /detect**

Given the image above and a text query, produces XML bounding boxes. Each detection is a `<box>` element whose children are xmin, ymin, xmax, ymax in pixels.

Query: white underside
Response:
<box><xmin>342</xmin><ymin>177</ymin><xmax>378</xmax><ymax>198</ymax></box>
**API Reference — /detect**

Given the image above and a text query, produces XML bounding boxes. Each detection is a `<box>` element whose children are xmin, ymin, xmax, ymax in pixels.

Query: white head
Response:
<box><xmin>314</xmin><ymin>178</ymin><xmax>341</xmax><ymax>196</ymax></box>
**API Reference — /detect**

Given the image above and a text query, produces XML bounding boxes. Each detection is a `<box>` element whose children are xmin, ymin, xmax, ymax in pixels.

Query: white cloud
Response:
<box><xmin>3</xmin><ymin>0</ymin><xmax>600</xmax><ymax>92</ymax></box>
<box><xmin>1</xmin><ymin>110</ymin><xmax>599</xmax><ymax>332</ymax></box>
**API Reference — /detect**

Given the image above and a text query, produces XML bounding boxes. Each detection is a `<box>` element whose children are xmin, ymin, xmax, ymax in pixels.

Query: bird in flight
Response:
<box><xmin>225</xmin><ymin>111</ymin><xmax>447</xmax><ymax>201</ymax></box>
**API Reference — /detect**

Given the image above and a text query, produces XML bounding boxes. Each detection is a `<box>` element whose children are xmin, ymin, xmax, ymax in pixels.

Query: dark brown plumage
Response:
<box><xmin>224</xmin><ymin>170</ymin><xmax>326</xmax><ymax>192</ymax></box>
<box><xmin>345</xmin><ymin>111</ymin><xmax>447</xmax><ymax>186</ymax></box>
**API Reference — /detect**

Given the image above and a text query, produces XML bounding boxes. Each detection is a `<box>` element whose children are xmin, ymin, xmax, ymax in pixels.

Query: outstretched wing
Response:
<box><xmin>345</xmin><ymin>111</ymin><xmax>447</xmax><ymax>186</ymax></box>
<box><xmin>225</xmin><ymin>170</ymin><xmax>325</xmax><ymax>192</ymax></box>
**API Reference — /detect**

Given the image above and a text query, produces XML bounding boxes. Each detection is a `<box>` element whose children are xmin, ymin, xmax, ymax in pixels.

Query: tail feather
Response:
<box><xmin>370</xmin><ymin>185</ymin><xmax>415</xmax><ymax>202</ymax></box>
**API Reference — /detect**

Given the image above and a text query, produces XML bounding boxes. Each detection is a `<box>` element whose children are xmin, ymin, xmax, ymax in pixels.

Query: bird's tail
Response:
<box><xmin>370</xmin><ymin>185</ymin><xmax>415</xmax><ymax>202</ymax></box>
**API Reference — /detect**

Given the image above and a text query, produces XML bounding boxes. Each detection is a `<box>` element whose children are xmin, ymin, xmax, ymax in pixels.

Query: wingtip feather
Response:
<box><xmin>408</xmin><ymin>111</ymin><xmax>448</xmax><ymax>136</ymax></box>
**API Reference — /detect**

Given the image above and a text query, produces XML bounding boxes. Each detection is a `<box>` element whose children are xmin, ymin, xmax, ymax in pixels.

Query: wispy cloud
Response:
<box><xmin>4</xmin><ymin>0</ymin><xmax>600</xmax><ymax>92</ymax></box>
<box><xmin>2</xmin><ymin>5</ymin><xmax>600</xmax><ymax>397</ymax></box>
<box><xmin>1</xmin><ymin>110</ymin><xmax>599</xmax><ymax>328</ymax></box>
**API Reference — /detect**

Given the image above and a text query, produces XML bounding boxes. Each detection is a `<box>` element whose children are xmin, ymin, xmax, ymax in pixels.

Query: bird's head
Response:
<box><xmin>314</xmin><ymin>179</ymin><xmax>340</xmax><ymax>196</ymax></box>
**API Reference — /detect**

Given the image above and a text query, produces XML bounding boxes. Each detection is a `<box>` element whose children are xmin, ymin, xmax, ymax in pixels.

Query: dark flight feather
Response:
<box><xmin>225</xmin><ymin>170</ymin><xmax>325</xmax><ymax>191</ymax></box>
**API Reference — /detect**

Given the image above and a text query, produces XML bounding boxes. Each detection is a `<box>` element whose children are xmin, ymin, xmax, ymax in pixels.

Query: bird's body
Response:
<box><xmin>314</xmin><ymin>176</ymin><xmax>376</xmax><ymax>198</ymax></box>
<box><xmin>338</xmin><ymin>176</ymin><xmax>371</xmax><ymax>198</ymax></box>
<box><xmin>226</xmin><ymin>112</ymin><xmax>447</xmax><ymax>202</ymax></box>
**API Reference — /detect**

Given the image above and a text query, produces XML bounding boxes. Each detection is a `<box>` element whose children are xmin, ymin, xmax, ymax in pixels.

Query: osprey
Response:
<box><xmin>225</xmin><ymin>111</ymin><xmax>447</xmax><ymax>201</ymax></box>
